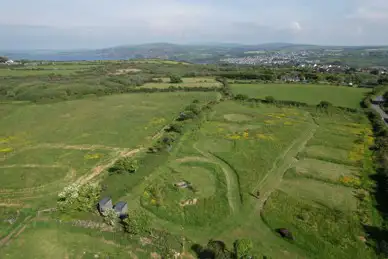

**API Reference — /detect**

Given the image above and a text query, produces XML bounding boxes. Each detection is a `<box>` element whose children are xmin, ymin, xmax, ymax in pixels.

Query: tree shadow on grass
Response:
<box><xmin>363</xmin><ymin>170</ymin><xmax>388</xmax><ymax>257</ymax></box>
<box><xmin>191</xmin><ymin>244</ymin><xmax>216</xmax><ymax>259</ymax></box>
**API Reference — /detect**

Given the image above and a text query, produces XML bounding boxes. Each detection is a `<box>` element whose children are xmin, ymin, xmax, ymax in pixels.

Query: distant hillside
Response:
<box><xmin>2</xmin><ymin>43</ymin><xmax>388</xmax><ymax>63</ymax></box>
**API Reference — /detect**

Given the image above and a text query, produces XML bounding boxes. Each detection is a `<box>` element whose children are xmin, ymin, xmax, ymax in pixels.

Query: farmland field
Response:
<box><xmin>0</xmin><ymin>63</ymin><xmax>99</xmax><ymax>77</ymax></box>
<box><xmin>0</xmin><ymin>60</ymin><xmax>382</xmax><ymax>259</ymax></box>
<box><xmin>0</xmin><ymin>92</ymin><xmax>219</xmax><ymax>209</ymax></box>
<box><xmin>142</xmin><ymin>77</ymin><xmax>222</xmax><ymax>89</ymax></box>
<box><xmin>0</xmin><ymin>69</ymin><xmax>79</xmax><ymax>77</ymax></box>
<box><xmin>231</xmin><ymin>83</ymin><xmax>370</xmax><ymax>108</ymax></box>
<box><xmin>262</xmin><ymin>111</ymin><xmax>377</xmax><ymax>259</ymax></box>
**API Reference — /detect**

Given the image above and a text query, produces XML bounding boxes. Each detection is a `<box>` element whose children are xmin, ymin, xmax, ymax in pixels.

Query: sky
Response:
<box><xmin>0</xmin><ymin>0</ymin><xmax>387</xmax><ymax>50</ymax></box>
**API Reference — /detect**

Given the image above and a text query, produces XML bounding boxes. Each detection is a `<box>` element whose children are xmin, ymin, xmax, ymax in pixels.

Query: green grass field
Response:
<box><xmin>129</xmin><ymin>59</ymin><xmax>191</xmax><ymax>65</ymax></box>
<box><xmin>142</xmin><ymin>77</ymin><xmax>222</xmax><ymax>89</ymax></box>
<box><xmin>231</xmin><ymin>83</ymin><xmax>370</xmax><ymax>108</ymax></box>
<box><xmin>0</xmin><ymin>60</ymin><xmax>381</xmax><ymax>258</ymax></box>
<box><xmin>0</xmin><ymin>69</ymin><xmax>79</xmax><ymax>77</ymax></box>
<box><xmin>0</xmin><ymin>92</ymin><xmax>219</xmax><ymax>209</ymax></box>
<box><xmin>1</xmin><ymin>223</ymin><xmax>142</xmax><ymax>259</ymax></box>
<box><xmin>0</xmin><ymin>64</ymin><xmax>100</xmax><ymax>77</ymax></box>
<box><xmin>261</xmin><ymin>110</ymin><xmax>376</xmax><ymax>258</ymax></box>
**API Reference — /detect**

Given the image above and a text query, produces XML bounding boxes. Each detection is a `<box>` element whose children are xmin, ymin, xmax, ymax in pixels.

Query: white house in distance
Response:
<box><xmin>5</xmin><ymin>60</ymin><xmax>15</xmax><ymax>64</ymax></box>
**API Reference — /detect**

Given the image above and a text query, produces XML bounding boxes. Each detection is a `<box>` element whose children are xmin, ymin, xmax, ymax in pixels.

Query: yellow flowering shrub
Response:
<box><xmin>84</xmin><ymin>153</ymin><xmax>103</xmax><ymax>160</ymax></box>
<box><xmin>256</xmin><ymin>134</ymin><xmax>275</xmax><ymax>141</ymax></box>
<box><xmin>339</xmin><ymin>176</ymin><xmax>361</xmax><ymax>188</ymax></box>
<box><xmin>264</xmin><ymin>120</ymin><xmax>275</xmax><ymax>125</ymax></box>
<box><xmin>0</xmin><ymin>147</ymin><xmax>13</xmax><ymax>153</ymax></box>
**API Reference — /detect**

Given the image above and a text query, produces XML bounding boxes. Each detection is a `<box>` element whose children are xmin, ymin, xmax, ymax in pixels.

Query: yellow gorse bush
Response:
<box><xmin>339</xmin><ymin>176</ymin><xmax>361</xmax><ymax>187</ymax></box>
<box><xmin>0</xmin><ymin>147</ymin><xmax>13</xmax><ymax>153</ymax></box>
<box><xmin>84</xmin><ymin>153</ymin><xmax>103</xmax><ymax>160</ymax></box>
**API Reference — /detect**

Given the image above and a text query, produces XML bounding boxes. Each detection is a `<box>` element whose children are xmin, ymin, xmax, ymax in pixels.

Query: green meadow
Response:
<box><xmin>231</xmin><ymin>83</ymin><xmax>370</xmax><ymax>108</ymax></box>
<box><xmin>0</xmin><ymin>60</ymin><xmax>381</xmax><ymax>258</ymax></box>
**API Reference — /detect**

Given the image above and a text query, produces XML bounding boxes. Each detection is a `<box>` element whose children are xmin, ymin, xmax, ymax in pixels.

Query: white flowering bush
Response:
<box><xmin>57</xmin><ymin>183</ymin><xmax>101</xmax><ymax>212</ymax></box>
<box><xmin>102</xmin><ymin>208</ymin><xmax>118</xmax><ymax>226</ymax></box>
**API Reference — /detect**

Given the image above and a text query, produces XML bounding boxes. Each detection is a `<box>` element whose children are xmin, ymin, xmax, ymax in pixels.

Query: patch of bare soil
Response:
<box><xmin>77</xmin><ymin>148</ymin><xmax>142</xmax><ymax>185</ymax></box>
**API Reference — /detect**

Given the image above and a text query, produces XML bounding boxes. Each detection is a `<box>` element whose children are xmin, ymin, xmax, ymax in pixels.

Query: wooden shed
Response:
<box><xmin>114</xmin><ymin>201</ymin><xmax>128</xmax><ymax>218</ymax></box>
<box><xmin>98</xmin><ymin>197</ymin><xmax>113</xmax><ymax>213</ymax></box>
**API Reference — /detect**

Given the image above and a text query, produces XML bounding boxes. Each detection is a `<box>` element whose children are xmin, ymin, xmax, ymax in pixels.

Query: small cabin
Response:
<box><xmin>98</xmin><ymin>197</ymin><xmax>113</xmax><ymax>213</ymax></box>
<box><xmin>114</xmin><ymin>201</ymin><xmax>128</xmax><ymax>218</ymax></box>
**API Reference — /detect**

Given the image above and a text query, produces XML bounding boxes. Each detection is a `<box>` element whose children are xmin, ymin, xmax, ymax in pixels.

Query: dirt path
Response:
<box><xmin>0</xmin><ymin>164</ymin><xmax>63</xmax><ymax>169</ymax></box>
<box><xmin>0</xmin><ymin>203</ymin><xmax>24</xmax><ymax>207</ymax></box>
<box><xmin>0</xmin><ymin>216</ymin><xmax>32</xmax><ymax>247</ymax></box>
<box><xmin>255</xmin><ymin>123</ymin><xmax>318</xmax><ymax>210</ymax></box>
<box><xmin>175</xmin><ymin>150</ymin><xmax>241</xmax><ymax>213</ymax></box>
<box><xmin>77</xmin><ymin>148</ymin><xmax>143</xmax><ymax>185</ymax></box>
<box><xmin>192</xmin><ymin>144</ymin><xmax>241</xmax><ymax>213</ymax></box>
<box><xmin>33</xmin><ymin>143</ymin><xmax>123</xmax><ymax>151</ymax></box>
<box><xmin>222</xmin><ymin>121</ymin><xmax>317</xmax><ymax>256</ymax></box>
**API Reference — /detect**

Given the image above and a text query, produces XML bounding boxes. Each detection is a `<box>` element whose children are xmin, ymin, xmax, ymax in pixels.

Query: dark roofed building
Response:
<box><xmin>114</xmin><ymin>201</ymin><xmax>128</xmax><ymax>218</ymax></box>
<box><xmin>98</xmin><ymin>197</ymin><xmax>113</xmax><ymax>213</ymax></box>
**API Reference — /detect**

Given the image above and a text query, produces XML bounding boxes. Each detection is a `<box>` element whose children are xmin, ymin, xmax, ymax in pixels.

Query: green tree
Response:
<box><xmin>122</xmin><ymin>209</ymin><xmax>151</xmax><ymax>235</ymax></box>
<box><xmin>185</xmin><ymin>104</ymin><xmax>201</xmax><ymax>115</ymax></box>
<box><xmin>0</xmin><ymin>56</ymin><xmax>8</xmax><ymax>63</ymax></box>
<box><xmin>170</xmin><ymin>75</ymin><xmax>183</xmax><ymax>84</ymax></box>
<box><xmin>317</xmin><ymin>100</ymin><xmax>332</xmax><ymax>109</ymax></box>
<box><xmin>109</xmin><ymin>158</ymin><xmax>139</xmax><ymax>174</ymax></box>
<box><xmin>265</xmin><ymin>96</ymin><xmax>276</xmax><ymax>103</ymax></box>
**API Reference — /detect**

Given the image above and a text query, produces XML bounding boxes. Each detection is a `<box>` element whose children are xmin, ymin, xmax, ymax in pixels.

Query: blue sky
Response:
<box><xmin>0</xmin><ymin>0</ymin><xmax>387</xmax><ymax>49</ymax></box>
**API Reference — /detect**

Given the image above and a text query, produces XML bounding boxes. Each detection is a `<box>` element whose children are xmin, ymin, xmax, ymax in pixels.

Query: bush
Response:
<box><xmin>185</xmin><ymin>104</ymin><xmax>201</xmax><ymax>115</ymax></box>
<box><xmin>102</xmin><ymin>208</ymin><xmax>119</xmax><ymax>226</ymax></box>
<box><xmin>57</xmin><ymin>183</ymin><xmax>101</xmax><ymax>212</ymax></box>
<box><xmin>317</xmin><ymin>101</ymin><xmax>333</xmax><ymax>109</ymax></box>
<box><xmin>109</xmin><ymin>158</ymin><xmax>139</xmax><ymax>174</ymax></box>
<box><xmin>265</xmin><ymin>96</ymin><xmax>276</xmax><ymax>103</ymax></box>
<box><xmin>169</xmin><ymin>75</ymin><xmax>183</xmax><ymax>84</ymax></box>
<box><xmin>234</xmin><ymin>239</ymin><xmax>253</xmax><ymax>258</ymax></box>
<box><xmin>166</xmin><ymin>123</ymin><xmax>183</xmax><ymax>133</ymax></box>
<box><xmin>235</xmin><ymin>94</ymin><xmax>249</xmax><ymax>101</ymax></box>
<box><xmin>122</xmin><ymin>209</ymin><xmax>151</xmax><ymax>235</ymax></box>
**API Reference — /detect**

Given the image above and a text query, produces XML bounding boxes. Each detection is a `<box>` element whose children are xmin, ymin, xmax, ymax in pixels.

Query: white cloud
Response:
<box><xmin>347</xmin><ymin>0</ymin><xmax>388</xmax><ymax>22</ymax></box>
<box><xmin>290</xmin><ymin>21</ymin><xmax>302</xmax><ymax>32</ymax></box>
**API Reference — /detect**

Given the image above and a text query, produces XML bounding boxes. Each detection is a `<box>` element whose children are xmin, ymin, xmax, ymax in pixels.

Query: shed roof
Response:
<box><xmin>99</xmin><ymin>197</ymin><xmax>112</xmax><ymax>206</ymax></box>
<box><xmin>114</xmin><ymin>201</ymin><xmax>127</xmax><ymax>211</ymax></box>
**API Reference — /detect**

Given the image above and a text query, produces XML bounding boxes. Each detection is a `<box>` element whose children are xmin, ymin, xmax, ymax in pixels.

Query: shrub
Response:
<box><xmin>185</xmin><ymin>103</ymin><xmax>201</xmax><ymax>115</ymax></box>
<box><xmin>109</xmin><ymin>158</ymin><xmax>139</xmax><ymax>174</ymax></box>
<box><xmin>102</xmin><ymin>208</ymin><xmax>119</xmax><ymax>226</ymax></box>
<box><xmin>57</xmin><ymin>183</ymin><xmax>101</xmax><ymax>212</ymax></box>
<box><xmin>166</xmin><ymin>123</ymin><xmax>183</xmax><ymax>133</ymax></box>
<box><xmin>169</xmin><ymin>75</ymin><xmax>183</xmax><ymax>84</ymax></box>
<box><xmin>265</xmin><ymin>96</ymin><xmax>276</xmax><ymax>103</ymax></box>
<box><xmin>234</xmin><ymin>239</ymin><xmax>253</xmax><ymax>258</ymax></box>
<box><xmin>122</xmin><ymin>209</ymin><xmax>151</xmax><ymax>235</ymax></box>
<box><xmin>235</xmin><ymin>94</ymin><xmax>249</xmax><ymax>101</ymax></box>
<box><xmin>317</xmin><ymin>101</ymin><xmax>333</xmax><ymax>109</ymax></box>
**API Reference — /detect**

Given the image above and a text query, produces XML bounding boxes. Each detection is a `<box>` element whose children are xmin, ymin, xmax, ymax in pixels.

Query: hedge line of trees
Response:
<box><xmin>234</xmin><ymin>94</ymin><xmax>359</xmax><ymax>113</ymax></box>
<box><xmin>362</xmin><ymin>90</ymin><xmax>388</xmax><ymax>257</ymax></box>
